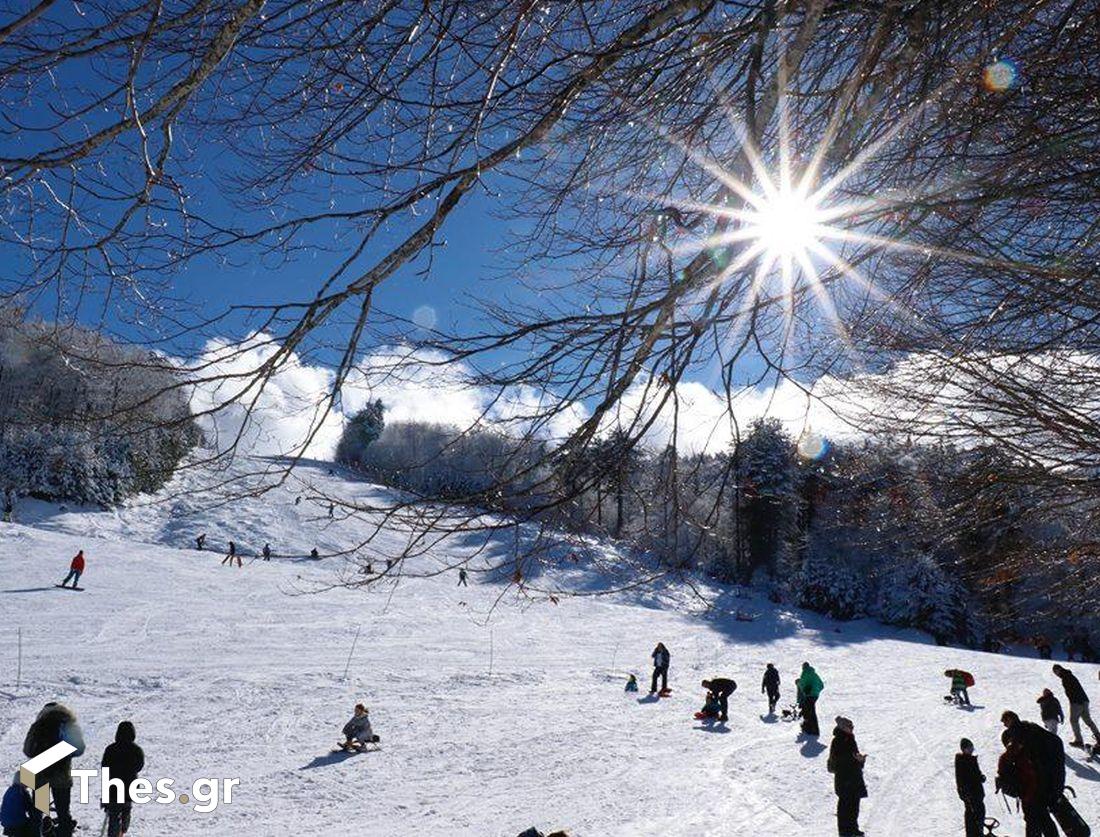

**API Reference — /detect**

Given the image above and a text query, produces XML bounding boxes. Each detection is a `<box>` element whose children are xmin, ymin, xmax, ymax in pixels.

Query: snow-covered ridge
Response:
<box><xmin>1</xmin><ymin>459</ymin><xmax>1097</xmax><ymax>835</ymax></box>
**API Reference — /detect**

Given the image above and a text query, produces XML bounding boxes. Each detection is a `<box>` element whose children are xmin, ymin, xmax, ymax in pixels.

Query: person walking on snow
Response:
<box><xmin>59</xmin><ymin>550</ymin><xmax>84</xmax><ymax>588</ymax></box>
<box><xmin>100</xmin><ymin>721</ymin><xmax>145</xmax><ymax>837</ymax></box>
<box><xmin>1037</xmin><ymin>688</ymin><xmax>1064</xmax><ymax>736</ymax></box>
<box><xmin>1053</xmin><ymin>663</ymin><xmax>1100</xmax><ymax>747</ymax></box>
<box><xmin>262</xmin><ymin>543</ymin><xmax>271</xmax><ymax>561</ymax></box>
<box><xmin>195</xmin><ymin>533</ymin><xmax>206</xmax><ymax>551</ymax></box>
<box><xmin>799</xmin><ymin>662</ymin><xmax>824</xmax><ymax>736</ymax></box>
<box><xmin>955</xmin><ymin>737</ymin><xmax>986</xmax><ymax>837</ymax></box>
<box><xmin>23</xmin><ymin>702</ymin><xmax>85</xmax><ymax>837</ymax></box>
<box><xmin>649</xmin><ymin>643</ymin><xmax>671</xmax><ymax>695</ymax></box>
<box><xmin>762</xmin><ymin>663</ymin><xmax>781</xmax><ymax>715</ymax></box>
<box><xmin>997</xmin><ymin>728</ymin><xmax>1059</xmax><ymax>837</ymax></box>
<box><xmin>221</xmin><ymin>540</ymin><xmax>241</xmax><ymax>568</ymax></box>
<box><xmin>458</xmin><ymin>568</ymin><xmax>468</xmax><ymax>587</ymax></box>
<box><xmin>827</xmin><ymin>716</ymin><xmax>867</xmax><ymax>837</ymax></box>
<box><xmin>701</xmin><ymin>678</ymin><xmax>737</xmax><ymax>722</ymax></box>
<box><xmin>1</xmin><ymin>771</ymin><xmax>41</xmax><ymax>837</ymax></box>
<box><xmin>340</xmin><ymin>704</ymin><xmax>379</xmax><ymax>751</ymax></box>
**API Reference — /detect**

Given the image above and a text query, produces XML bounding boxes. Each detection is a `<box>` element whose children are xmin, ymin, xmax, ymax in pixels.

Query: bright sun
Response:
<box><xmin>745</xmin><ymin>186</ymin><xmax>825</xmax><ymax>261</ymax></box>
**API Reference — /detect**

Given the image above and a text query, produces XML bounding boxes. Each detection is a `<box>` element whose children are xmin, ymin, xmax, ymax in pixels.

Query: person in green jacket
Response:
<box><xmin>800</xmin><ymin>662</ymin><xmax>824</xmax><ymax>735</ymax></box>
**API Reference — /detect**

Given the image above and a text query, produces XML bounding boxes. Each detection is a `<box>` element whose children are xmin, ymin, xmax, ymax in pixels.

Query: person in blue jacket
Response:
<box><xmin>1</xmin><ymin>772</ymin><xmax>41</xmax><ymax>837</ymax></box>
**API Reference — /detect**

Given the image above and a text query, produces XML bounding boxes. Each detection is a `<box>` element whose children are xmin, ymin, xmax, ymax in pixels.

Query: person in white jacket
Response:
<box><xmin>340</xmin><ymin>704</ymin><xmax>379</xmax><ymax>751</ymax></box>
<box><xmin>23</xmin><ymin>702</ymin><xmax>85</xmax><ymax>837</ymax></box>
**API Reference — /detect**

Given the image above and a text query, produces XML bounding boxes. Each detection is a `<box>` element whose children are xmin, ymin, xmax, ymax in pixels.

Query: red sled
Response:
<box><xmin>694</xmin><ymin>711</ymin><xmax>718</xmax><ymax>720</ymax></box>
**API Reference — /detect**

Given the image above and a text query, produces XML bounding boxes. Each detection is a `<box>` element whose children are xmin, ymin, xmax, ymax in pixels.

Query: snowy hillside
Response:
<box><xmin>1</xmin><ymin>459</ymin><xmax>1098</xmax><ymax>836</ymax></box>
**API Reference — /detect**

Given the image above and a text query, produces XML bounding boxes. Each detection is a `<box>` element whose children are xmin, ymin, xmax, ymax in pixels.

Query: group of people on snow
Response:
<box><xmin>2</xmin><ymin>703</ymin><xmax>144</xmax><ymax>837</ymax></box>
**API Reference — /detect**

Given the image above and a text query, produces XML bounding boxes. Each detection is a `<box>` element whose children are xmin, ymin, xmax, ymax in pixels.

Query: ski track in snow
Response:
<box><xmin>0</xmin><ymin>458</ymin><xmax>1098</xmax><ymax>835</ymax></box>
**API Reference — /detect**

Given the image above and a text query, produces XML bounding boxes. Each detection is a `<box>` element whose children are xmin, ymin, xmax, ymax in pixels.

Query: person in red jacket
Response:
<box><xmin>59</xmin><ymin>550</ymin><xmax>84</xmax><ymax>588</ymax></box>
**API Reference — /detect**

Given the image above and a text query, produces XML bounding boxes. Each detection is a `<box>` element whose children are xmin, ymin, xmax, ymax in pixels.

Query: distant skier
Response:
<box><xmin>328</xmin><ymin>503</ymin><xmax>335</xmax><ymax>519</ymax></box>
<box><xmin>700</xmin><ymin>678</ymin><xmax>736</xmax><ymax>722</ymax></box>
<box><xmin>262</xmin><ymin>543</ymin><xmax>272</xmax><ymax>561</ymax></box>
<box><xmin>1052</xmin><ymin>663</ymin><xmax>1100</xmax><ymax>747</ymax></box>
<box><xmin>955</xmin><ymin>737</ymin><xmax>986</xmax><ymax>837</ymax></box>
<box><xmin>625</xmin><ymin>674</ymin><xmax>638</xmax><ymax>693</ymax></box>
<box><xmin>195</xmin><ymin>533</ymin><xmax>206</xmax><ymax>551</ymax></box>
<box><xmin>458</xmin><ymin>568</ymin><xmax>468</xmax><ymax>587</ymax></box>
<box><xmin>946</xmin><ymin>669</ymin><xmax>973</xmax><ymax>706</ymax></box>
<box><xmin>649</xmin><ymin>643</ymin><xmax>671</xmax><ymax>695</ymax></box>
<box><xmin>221</xmin><ymin>540</ymin><xmax>241</xmax><ymax>568</ymax></box>
<box><xmin>59</xmin><ymin>550</ymin><xmax>85</xmax><ymax>588</ymax></box>
<box><xmin>1037</xmin><ymin>688</ymin><xmax>1064</xmax><ymax>736</ymax></box>
<box><xmin>799</xmin><ymin>662</ymin><xmax>824</xmax><ymax>736</ymax></box>
<box><xmin>762</xmin><ymin>663</ymin><xmax>781</xmax><ymax>715</ymax></box>
<box><xmin>827</xmin><ymin>716</ymin><xmax>867</xmax><ymax>837</ymax></box>
<box><xmin>23</xmin><ymin>702</ymin><xmax>85</xmax><ymax>837</ymax></box>
<box><xmin>340</xmin><ymin>704</ymin><xmax>379</xmax><ymax>751</ymax></box>
<box><xmin>1</xmin><ymin>771</ymin><xmax>40</xmax><ymax>837</ymax></box>
<box><xmin>100</xmin><ymin>721</ymin><xmax>145</xmax><ymax>837</ymax></box>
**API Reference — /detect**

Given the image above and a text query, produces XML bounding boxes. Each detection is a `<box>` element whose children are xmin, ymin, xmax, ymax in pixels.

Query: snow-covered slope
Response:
<box><xmin>1</xmin><ymin>460</ymin><xmax>1098</xmax><ymax>836</ymax></box>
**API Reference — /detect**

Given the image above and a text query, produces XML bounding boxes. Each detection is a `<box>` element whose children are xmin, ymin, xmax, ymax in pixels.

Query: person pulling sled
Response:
<box><xmin>945</xmin><ymin>669</ymin><xmax>975</xmax><ymax>706</ymax></box>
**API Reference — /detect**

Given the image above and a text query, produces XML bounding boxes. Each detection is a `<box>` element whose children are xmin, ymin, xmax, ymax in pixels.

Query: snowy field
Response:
<box><xmin>1</xmin><ymin>460</ymin><xmax>1098</xmax><ymax>836</ymax></box>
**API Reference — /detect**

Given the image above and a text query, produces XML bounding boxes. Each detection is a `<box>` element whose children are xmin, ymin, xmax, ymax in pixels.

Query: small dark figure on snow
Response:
<box><xmin>1052</xmin><ymin>663</ymin><xmax>1100</xmax><ymax>746</ymax></box>
<box><xmin>955</xmin><ymin>737</ymin><xmax>986</xmax><ymax>837</ymax></box>
<box><xmin>695</xmin><ymin>690</ymin><xmax>722</xmax><ymax>721</ymax></box>
<box><xmin>799</xmin><ymin>662</ymin><xmax>824</xmax><ymax>736</ymax></box>
<box><xmin>386</xmin><ymin>558</ymin><xmax>394</xmax><ymax>571</ymax></box>
<box><xmin>60</xmin><ymin>550</ymin><xmax>85</xmax><ymax>588</ymax></box>
<box><xmin>221</xmin><ymin>540</ymin><xmax>241</xmax><ymax>567</ymax></box>
<box><xmin>295</xmin><ymin>496</ymin><xmax>302</xmax><ymax>505</ymax></box>
<box><xmin>23</xmin><ymin>702</ymin><xmax>85</xmax><ymax>837</ymax></box>
<box><xmin>101</xmin><ymin>721</ymin><xmax>145</xmax><ymax>837</ymax></box>
<box><xmin>328</xmin><ymin>503</ymin><xmax>335</xmax><ymax>518</ymax></box>
<box><xmin>762</xmin><ymin>663</ymin><xmax>781</xmax><ymax>715</ymax></box>
<box><xmin>340</xmin><ymin>704</ymin><xmax>379</xmax><ymax>751</ymax></box>
<box><xmin>649</xmin><ymin>643</ymin><xmax>670</xmax><ymax>695</ymax></box>
<box><xmin>310</xmin><ymin>548</ymin><xmax>320</xmax><ymax>560</ymax></box>
<box><xmin>458</xmin><ymin>568</ymin><xmax>468</xmax><ymax>587</ymax></box>
<box><xmin>195</xmin><ymin>533</ymin><xmax>206</xmax><ymax>551</ymax></box>
<box><xmin>1</xmin><ymin>771</ymin><xmax>41</xmax><ymax>837</ymax></box>
<box><xmin>262</xmin><ymin>542</ymin><xmax>272</xmax><ymax>561</ymax></box>
<box><xmin>1037</xmin><ymin>688</ymin><xmax>1064</xmax><ymax>736</ymax></box>
<box><xmin>827</xmin><ymin>716</ymin><xmax>867</xmax><ymax>837</ymax></box>
<box><xmin>700</xmin><ymin>678</ymin><xmax>736</xmax><ymax>722</ymax></box>
<box><xmin>625</xmin><ymin>674</ymin><xmax>638</xmax><ymax>693</ymax></box>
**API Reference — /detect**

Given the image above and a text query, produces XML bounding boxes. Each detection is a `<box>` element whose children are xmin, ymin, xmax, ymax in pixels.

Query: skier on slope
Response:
<box><xmin>762</xmin><ymin>663</ymin><xmax>781</xmax><ymax>715</ymax></box>
<box><xmin>1037</xmin><ymin>688</ymin><xmax>1064</xmax><ymax>736</ymax></box>
<box><xmin>195</xmin><ymin>533</ymin><xmax>206</xmax><ymax>551</ymax></box>
<box><xmin>1</xmin><ymin>771</ymin><xmax>40</xmax><ymax>837</ymax></box>
<box><xmin>827</xmin><ymin>716</ymin><xmax>867</xmax><ymax>837</ymax></box>
<box><xmin>458</xmin><ymin>568</ymin><xmax>468</xmax><ymax>587</ymax></box>
<box><xmin>221</xmin><ymin>540</ymin><xmax>241</xmax><ymax>568</ymax></box>
<box><xmin>59</xmin><ymin>550</ymin><xmax>85</xmax><ymax>588</ymax></box>
<box><xmin>700</xmin><ymin>678</ymin><xmax>737</xmax><ymax>722</ymax></box>
<box><xmin>100</xmin><ymin>721</ymin><xmax>145</xmax><ymax>837</ymax></box>
<box><xmin>23</xmin><ymin>702</ymin><xmax>85</xmax><ymax>837</ymax></box>
<box><xmin>799</xmin><ymin>662</ymin><xmax>824</xmax><ymax>736</ymax></box>
<box><xmin>649</xmin><ymin>643</ymin><xmax>671</xmax><ymax>695</ymax></box>
<box><xmin>340</xmin><ymin>704</ymin><xmax>379</xmax><ymax>751</ymax></box>
<box><xmin>955</xmin><ymin>737</ymin><xmax>986</xmax><ymax>837</ymax></box>
<box><xmin>1052</xmin><ymin>663</ymin><xmax>1100</xmax><ymax>747</ymax></box>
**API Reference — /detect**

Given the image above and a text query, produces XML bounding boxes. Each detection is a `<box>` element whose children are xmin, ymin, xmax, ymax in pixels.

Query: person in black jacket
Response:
<box><xmin>649</xmin><ymin>643</ymin><xmax>670</xmax><ymax>695</ymax></box>
<box><xmin>1001</xmin><ymin>711</ymin><xmax>1065</xmax><ymax>807</ymax></box>
<box><xmin>762</xmin><ymin>664</ymin><xmax>781</xmax><ymax>715</ymax></box>
<box><xmin>101</xmin><ymin>721</ymin><xmax>145</xmax><ymax>837</ymax></box>
<box><xmin>1037</xmin><ymin>688</ymin><xmax>1064</xmax><ymax>736</ymax></box>
<box><xmin>1053</xmin><ymin>664</ymin><xmax>1100</xmax><ymax>746</ymax></box>
<box><xmin>955</xmin><ymin>738</ymin><xmax>985</xmax><ymax>837</ymax></box>
<box><xmin>827</xmin><ymin>716</ymin><xmax>867</xmax><ymax>837</ymax></box>
<box><xmin>700</xmin><ymin>678</ymin><xmax>736</xmax><ymax>722</ymax></box>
